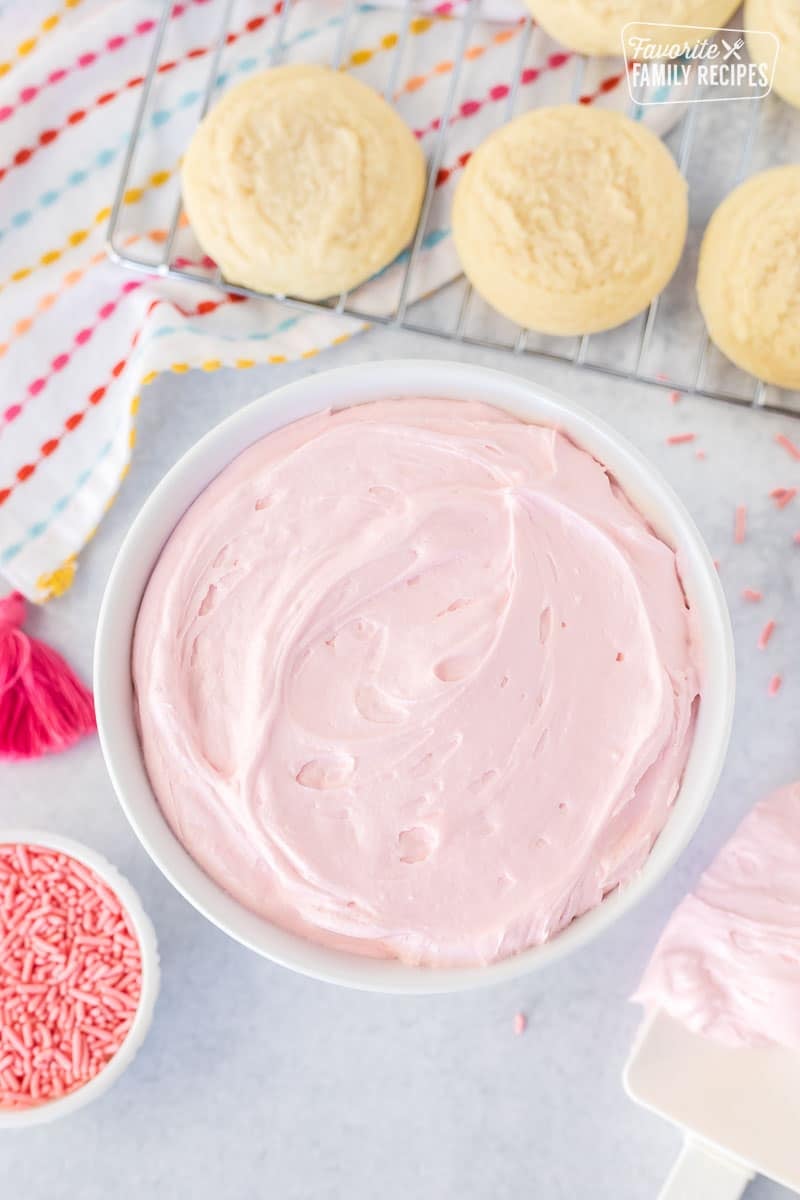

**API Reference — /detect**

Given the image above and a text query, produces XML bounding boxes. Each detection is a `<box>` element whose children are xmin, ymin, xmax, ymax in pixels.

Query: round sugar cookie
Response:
<box><xmin>522</xmin><ymin>0</ymin><xmax>741</xmax><ymax>57</ymax></box>
<box><xmin>451</xmin><ymin>106</ymin><xmax>687</xmax><ymax>337</ymax></box>
<box><xmin>181</xmin><ymin>65</ymin><xmax>426</xmax><ymax>300</ymax></box>
<box><xmin>697</xmin><ymin>165</ymin><xmax>800</xmax><ymax>389</ymax></box>
<box><xmin>746</xmin><ymin>1</ymin><xmax>800</xmax><ymax>109</ymax></box>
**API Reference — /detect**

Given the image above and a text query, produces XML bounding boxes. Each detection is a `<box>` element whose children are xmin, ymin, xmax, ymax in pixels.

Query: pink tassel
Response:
<box><xmin>0</xmin><ymin>592</ymin><xmax>95</xmax><ymax>760</ymax></box>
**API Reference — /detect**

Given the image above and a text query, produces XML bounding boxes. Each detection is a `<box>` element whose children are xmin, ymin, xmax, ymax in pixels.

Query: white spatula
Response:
<box><xmin>624</xmin><ymin>1010</ymin><xmax>800</xmax><ymax>1198</ymax></box>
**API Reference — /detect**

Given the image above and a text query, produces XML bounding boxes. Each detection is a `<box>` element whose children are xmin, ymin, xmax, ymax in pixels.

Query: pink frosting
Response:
<box><xmin>634</xmin><ymin>781</ymin><xmax>800</xmax><ymax>1049</ymax></box>
<box><xmin>132</xmin><ymin>398</ymin><xmax>700</xmax><ymax>967</ymax></box>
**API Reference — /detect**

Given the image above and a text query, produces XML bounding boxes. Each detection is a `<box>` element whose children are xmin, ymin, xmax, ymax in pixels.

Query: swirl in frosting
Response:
<box><xmin>133</xmin><ymin>398</ymin><xmax>701</xmax><ymax>966</ymax></box>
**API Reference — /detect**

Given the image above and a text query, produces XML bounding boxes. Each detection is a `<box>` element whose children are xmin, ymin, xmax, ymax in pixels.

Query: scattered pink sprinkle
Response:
<box><xmin>655</xmin><ymin>372</ymin><xmax>670</xmax><ymax>382</ymax></box>
<box><xmin>513</xmin><ymin>1011</ymin><xmax>527</xmax><ymax>1036</ymax></box>
<box><xmin>695</xmin><ymin>450</ymin><xmax>706</xmax><ymax>460</ymax></box>
<box><xmin>734</xmin><ymin>505</ymin><xmax>747</xmax><ymax>544</ymax></box>
<box><xmin>0</xmin><ymin>844</ymin><xmax>142</xmax><ymax>1112</ymax></box>
<box><xmin>742</xmin><ymin>588</ymin><xmax>762</xmax><ymax>602</ymax></box>
<box><xmin>666</xmin><ymin>432</ymin><xmax>695</xmax><ymax>445</ymax></box>
<box><xmin>770</xmin><ymin>487</ymin><xmax>797</xmax><ymax>509</ymax></box>
<box><xmin>776</xmin><ymin>433</ymin><xmax>800</xmax><ymax>462</ymax></box>
<box><xmin>768</xmin><ymin>674</ymin><xmax>782</xmax><ymax>696</ymax></box>
<box><xmin>669</xmin><ymin>390</ymin><xmax>681</xmax><ymax>404</ymax></box>
<box><xmin>758</xmin><ymin>619</ymin><xmax>776</xmax><ymax>650</ymax></box>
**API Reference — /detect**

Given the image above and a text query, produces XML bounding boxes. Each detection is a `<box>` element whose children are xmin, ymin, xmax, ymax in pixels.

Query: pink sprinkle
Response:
<box><xmin>71</xmin><ymin>1030</ymin><xmax>83</xmax><ymax>1074</ymax></box>
<box><xmin>655</xmin><ymin>372</ymin><xmax>670</xmax><ymax>382</ymax></box>
<box><xmin>742</xmin><ymin>588</ymin><xmax>762</xmax><ymax>602</ymax></box>
<box><xmin>4</xmin><ymin>404</ymin><xmax>22</xmax><ymax>421</ymax></box>
<box><xmin>666</xmin><ymin>432</ymin><xmax>695</xmax><ymax>445</ymax></box>
<box><xmin>107</xmin><ymin>35</ymin><xmax>126</xmax><ymax>50</ymax></box>
<box><xmin>0</xmin><ymin>844</ymin><xmax>142</xmax><ymax>1113</ymax></box>
<box><xmin>460</xmin><ymin>100</ymin><xmax>481</xmax><ymax>117</ymax></box>
<box><xmin>734</xmin><ymin>505</ymin><xmax>747</xmax><ymax>544</ymax></box>
<box><xmin>122</xmin><ymin>279</ymin><xmax>141</xmax><ymax>294</ymax></box>
<box><xmin>521</xmin><ymin>67</ymin><xmax>540</xmax><ymax>84</ymax></box>
<box><xmin>548</xmin><ymin>52</ymin><xmax>570</xmax><ymax>67</ymax></box>
<box><xmin>776</xmin><ymin>433</ymin><xmax>800</xmax><ymax>461</ymax></box>
<box><xmin>0</xmin><ymin>106</ymin><xmax>12</xmax><ymax>122</ymax></box>
<box><xmin>794</xmin><ymin>532</ymin><xmax>800</xmax><ymax>545</ymax></box>
<box><xmin>98</xmin><ymin>302</ymin><xmax>116</xmax><ymax>320</ymax></box>
<box><xmin>78</xmin><ymin>53</ymin><xmax>96</xmax><ymax>68</ymax></box>
<box><xmin>770</xmin><ymin>487</ymin><xmax>797</xmax><ymax>509</ymax></box>
<box><xmin>135</xmin><ymin>20</ymin><xmax>156</xmax><ymax>34</ymax></box>
<box><xmin>513</xmin><ymin>1011</ymin><xmax>527</xmax><ymax>1036</ymax></box>
<box><xmin>758</xmin><ymin>619</ymin><xmax>776</xmax><ymax>650</ymax></box>
<box><xmin>669</xmin><ymin>390</ymin><xmax>681</xmax><ymax>404</ymax></box>
<box><xmin>51</xmin><ymin>354</ymin><xmax>69</xmax><ymax>372</ymax></box>
<box><xmin>19</xmin><ymin>87</ymin><xmax>38</xmax><ymax>103</ymax></box>
<box><xmin>489</xmin><ymin>85</ymin><xmax>510</xmax><ymax>101</ymax></box>
<box><xmin>74</xmin><ymin>328</ymin><xmax>92</xmax><ymax>345</ymax></box>
<box><xmin>768</xmin><ymin>674</ymin><xmax>782</xmax><ymax>696</ymax></box>
<box><xmin>48</xmin><ymin>69</ymin><xmax>68</xmax><ymax>84</ymax></box>
<box><xmin>27</xmin><ymin>379</ymin><xmax>46</xmax><ymax>397</ymax></box>
<box><xmin>695</xmin><ymin>450</ymin><xmax>706</xmax><ymax>460</ymax></box>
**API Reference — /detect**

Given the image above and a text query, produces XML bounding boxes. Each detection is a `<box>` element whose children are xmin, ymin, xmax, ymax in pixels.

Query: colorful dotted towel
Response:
<box><xmin>0</xmin><ymin>0</ymin><xmax>667</xmax><ymax>601</ymax></box>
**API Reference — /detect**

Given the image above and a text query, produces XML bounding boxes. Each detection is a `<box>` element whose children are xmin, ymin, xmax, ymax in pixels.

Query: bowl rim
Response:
<box><xmin>0</xmin><ymin>830</ymin><xmax>159</xmax><ymax>1127</ymax></box>
<box><xmin>94</xmin><ymin>359</ymin><xmax>735</xmax><ymax>995</ymax></box>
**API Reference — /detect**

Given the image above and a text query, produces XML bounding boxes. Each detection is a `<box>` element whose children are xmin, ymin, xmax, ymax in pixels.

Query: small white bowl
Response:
<box><xmin>95</xmin><ymin>360</ymin><xmax>734</xmax><ymax>994</ymax></box>
<box><xmin>0</xmin><ymin>831</ymin><xmax>159</xmax><ymax>1127</ymax></box>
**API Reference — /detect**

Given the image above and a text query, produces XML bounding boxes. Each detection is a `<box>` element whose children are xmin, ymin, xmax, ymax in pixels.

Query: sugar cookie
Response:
<box><xmin>746</xmin><ymin>1</ymin><xmax>800</xmax><ymax>108</ymax></box>
<box><xmin>181</xmin><ymin>65</ymin><xmax>426</xmax><ymax>300</ymax></box>
<box><xmin>697</xmin><ymin>165</ymin><xmax>800</xmax><ymax>389</ymax></box>
<box><xmin>452</xmin><ymin>106</ymin><xmax>687</xmax><ymax>337</ymax></box>
<box><xmin>523</xmin><ymin>0</ymin><xmax>741</xmax><ymax>57</ymax></box>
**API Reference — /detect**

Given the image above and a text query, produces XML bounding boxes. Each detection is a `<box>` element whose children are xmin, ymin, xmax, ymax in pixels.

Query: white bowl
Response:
<box><xmin>95</xmin><ymin>360</ymin><xmax>734</xmax><ymax>994</ymax></box>
<box><xmin>0</xmin><ymin>831</ymin><xmax>159</xmax><ymax>1127</ymax></box>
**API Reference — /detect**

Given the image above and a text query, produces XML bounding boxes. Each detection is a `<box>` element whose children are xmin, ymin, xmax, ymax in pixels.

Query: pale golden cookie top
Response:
<box><xmin>523</xmin><ymin>0</ymin><xmax>741</xmax><ymax>57</ymax></box>
<box><xmin>746</xmin><ymin>0</ymin><xmax>800</xmax><ymax>109</ymax></box>
<box><xmin>181</xmin><ymin>65</ymin><xmax>425</xmax><ymax>301</ymax></box>
<box><xmin>697</xmin><ymin>165</ymin><xmax>800</xmax><ymax>390</ymax></box>
<box><xmin>452</xmin><ymin>106</ymin><xmax>687</xmax><ymax>336</ymax></box>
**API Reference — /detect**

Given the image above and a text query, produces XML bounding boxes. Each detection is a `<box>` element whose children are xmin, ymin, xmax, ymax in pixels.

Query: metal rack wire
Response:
<box><xmin>107</xmin><ymin>0</ymin><xmax>800</xmax><ymax>417</ymax></box>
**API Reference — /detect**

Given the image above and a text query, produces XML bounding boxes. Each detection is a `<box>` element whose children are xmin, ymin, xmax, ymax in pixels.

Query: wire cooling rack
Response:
<box><xmin>107</xmin><ymin>0</ymin><xmax>800</xmax><ymax>417</ymax></box>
